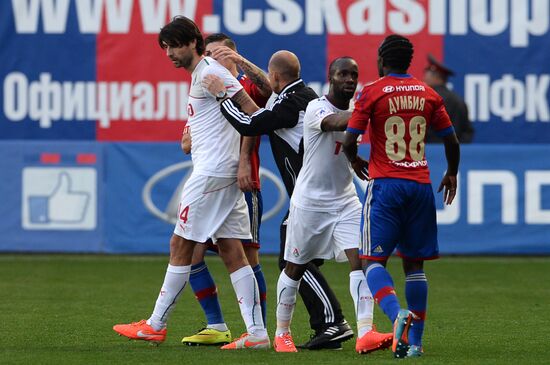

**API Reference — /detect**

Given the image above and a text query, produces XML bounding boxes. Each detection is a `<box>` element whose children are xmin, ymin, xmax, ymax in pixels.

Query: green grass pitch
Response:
<box><xmin>1</xmin><ymin>254</ymin><xmax>548</xmax><ymax>364</ymax></box>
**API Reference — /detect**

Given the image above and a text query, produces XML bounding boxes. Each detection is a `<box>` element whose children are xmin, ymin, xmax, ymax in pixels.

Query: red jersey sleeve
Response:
<box><xmin>239</xmin><ymin>75</ymin><xmax>270</xmax><ymax>108</ymax></box>
<box><xmin>347</xmin><ymin>86</ymin><xmax>371</xmax><ymax>134</ymax></box>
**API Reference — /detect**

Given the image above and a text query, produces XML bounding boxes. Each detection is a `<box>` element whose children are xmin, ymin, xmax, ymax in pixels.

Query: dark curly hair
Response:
<box><xmin>158</xmin><ymin>16</ymin><xmax>205</xmax><ymax>55</ymax></box>
<box><xmin>378</xmin><ymin>34</ymin><xmax>414</xmax><ymax>71</ymax></box>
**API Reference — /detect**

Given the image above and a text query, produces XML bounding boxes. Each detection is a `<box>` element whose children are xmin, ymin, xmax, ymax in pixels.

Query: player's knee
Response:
<box><xmin>217</xmin><ymin>239</ymin><xmax>247</xmax><ymax>267</ymax></box>
<box><xmin>366</xmin><ymin>259</ymin><xmax>388</xmax><ymax>269</ymax></box>
<box><xmin>190</xmin><ymin>243</ymin><xmax>208</xmax><ymax>265</ymax></box>
<box><xmin>169</xmin><ymin>234</ymin><xmax>195</xmax><ymax>264</ymax></box>
<box><xmin>284</xmin><ymin>262</ymin><xmax>305</xmax><ymax>281</ymax></box>
<box><xmin>244</xmin><ymin>245</ymin><xmax>259</xmax><ymax>266</ymax></box>
<box><xmin>311</xmin><ymin>258</ymin><xmax>325</xmax><ymax>267</ymax></box>
<box><xmin>402</xmin><ymin>259</ymin><xmax>424</xmax><ymax>274</ymax></box>
<box><xmin>169</xmin><ymin>234</ymin><xmax>185</xmax><ymax>251</ymax></box>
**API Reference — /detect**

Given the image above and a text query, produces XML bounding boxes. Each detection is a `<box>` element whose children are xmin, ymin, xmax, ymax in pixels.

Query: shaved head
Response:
<box><xmin>268</xmin><ymin>50</ymin><xmax>301</xmax><ymax>82</ymax></box>
<box><xmin>328</xmin><ymin>56</ymin><xmax>355</xmax><ymax>78</ymax></box>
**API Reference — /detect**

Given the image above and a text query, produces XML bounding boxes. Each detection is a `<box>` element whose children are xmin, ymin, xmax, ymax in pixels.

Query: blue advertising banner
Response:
<box><xmin>0</xmin><ymin>141</ymin><xmax>549</xmax><ymax>254</ymax></box>
<box><xmin>427</xmin><ymin>144</ymin><xmax>550</xmax><ymax>254</ymax></box>
<box><xmin>0</xmin><ymin>1</ymin><xmax>549</xmax><ymax>255</ymax></box>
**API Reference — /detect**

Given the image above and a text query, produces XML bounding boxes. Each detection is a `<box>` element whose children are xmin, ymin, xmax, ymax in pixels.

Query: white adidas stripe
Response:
<box><xmin>303</xmin><ymin>270</ymin><xmax>335</xmax><ymax>324</ymax></box>
<box><xmin>222</xmin><ymin>100</ymin><xmax>251</xmax><ymax>125</ymax></box>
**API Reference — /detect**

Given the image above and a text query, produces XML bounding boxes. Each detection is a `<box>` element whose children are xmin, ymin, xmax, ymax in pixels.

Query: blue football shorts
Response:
<box><xmin>360</xmin><ymin>178</ymin><xmax>439</xmax><ymax>261</ymax></box>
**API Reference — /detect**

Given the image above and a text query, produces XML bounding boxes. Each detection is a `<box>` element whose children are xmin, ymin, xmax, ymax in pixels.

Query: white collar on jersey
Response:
<box><xmin>277</xmin><ymin>79</ymin><xmax>303</xmax><ymax>97</ymax></box>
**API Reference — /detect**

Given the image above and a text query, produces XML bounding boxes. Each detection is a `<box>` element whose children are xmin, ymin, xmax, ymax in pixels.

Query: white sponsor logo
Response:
<box><xmin>382</xmin><ymin>86</ymin><xmax>394</xmax><ymax>93</ymax></box>
<box><xmin>3</xmin><ymin>72</ymin><xmax>190</xmax><ymax>128</ymax></box>
<box><xmin>436</xmin><ymin>171</ymin><xmax>550</xmax><ymax>225</ymax></box>
<box><xmin>391</xmin><ymin>160</ymin><xmax>428</xmax><ymax>168</ymax></box>
<box><xmin>395</xmin><ymin>85</ymin><xmax>425</xmax><ymax>92</ymax></box>
<box><xmin>10</xmin><ymin>0</ymin><xmax>549</xmax><ymax>47</ymax></box>
<box><xmin>465</xmin><ymin>73</ymin><xmax>550</xmax><ymax>123</ymax></box>
<box><xmin>142</xmin><ymin>161</ymin><xmax>287</xmax><ymax>224</ymax></box>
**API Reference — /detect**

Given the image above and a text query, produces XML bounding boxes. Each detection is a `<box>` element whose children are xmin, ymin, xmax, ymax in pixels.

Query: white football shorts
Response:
<box><xmin>284</xmin><ymin>199</ymin><xmax>361</xmax><ymax>264</ymax></box>
<box><xmin>173</xmin><ymin>174</ymin><xmax>251</xmax><ymax>243</ymax></box>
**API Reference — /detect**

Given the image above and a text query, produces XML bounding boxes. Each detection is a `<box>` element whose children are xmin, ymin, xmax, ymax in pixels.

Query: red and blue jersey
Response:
<box><xmin>238</xmin><ymin>74</ymin><xmax>270</xmax><ymax>190</ymax></box>
<box><xmin>347</xmin><ymin>74</ymin><xmax>453</xmax><ymax>184</ymax></box>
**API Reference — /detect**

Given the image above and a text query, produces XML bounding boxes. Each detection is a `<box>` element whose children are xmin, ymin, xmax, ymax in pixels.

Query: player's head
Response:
<box><xmin>328</xmin><ymin>57</ymin><xmax>358</xmax><ymax>102</ymax></box>
<box><xmin>377</xmin><ymin>34</ymin><xmax>414</xmax><ymax>77</ymax></box>
<box><xmin>204</xmin><ymin>33</ymin><xmax>237</xmax><ymax>71</ymax></box>
<box><xmin>158</xmin><ymin>16</ymin><xmax>205</xmax><ymax>69</ymax></box>
<box><xmin>204</xmin><ymin>33</ymin><xmax>237</xmax><ymax>53</ymax></box>
<box><xmin>268</xmin><ymin>50</ymin><xmax>300</xmax><ymax>94</ymax></box>
<box><xmin>423</xmin><ymin>53</ymin><xmax>454</xmax><ymax>86</ymax></box>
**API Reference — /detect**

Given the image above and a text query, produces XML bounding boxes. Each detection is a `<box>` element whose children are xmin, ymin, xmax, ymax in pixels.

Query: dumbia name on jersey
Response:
<box><xmin>388</xmin><ymin>95</ymin><xmax>426</xmax><ymax>114</ymax></box>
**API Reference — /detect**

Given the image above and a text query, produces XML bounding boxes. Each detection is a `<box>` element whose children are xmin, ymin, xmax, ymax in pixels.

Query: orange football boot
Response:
<box><xmin>274</xmin><ymin>333</ymin><xmax>298</xmax><ymax>353</ymax></box>
<box><xmin>113</xmin><ymin>320</ymin><xmax>166</xmax><ymax>343</ymax></box>
<box><xmin>220</xmin><ymin>332</ymin><xmax>270</xmax><ymax>350</ymax></box>
<box><xmin>355</xmin><ymin>326</ymin><xmax>393</xmax><ymax>354</ymax></box>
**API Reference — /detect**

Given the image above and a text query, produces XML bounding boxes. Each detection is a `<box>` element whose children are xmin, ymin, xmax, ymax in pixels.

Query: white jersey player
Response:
<box><xmin>113</xmin><ymin>16</ymin><xmax>270</xmax><ymax>350</ymax></box>
<box><xmin>173</xmin><ymin>56</ymin><xmax>251</xmax><ymax>243</ymax></box>
<box><xmin>285</xmin><ymin>94</ymin><xmax>361</xmax><ymax>263</ymax></box>
<box><xmin>185</xmin><ymin>56</ymin><xmax>242</xmax><ymax>177</ymax></box>
<box><xmin>273</xmin><ymin>57</ymin><xmax>392</xmax><ymax>354</ymax></box>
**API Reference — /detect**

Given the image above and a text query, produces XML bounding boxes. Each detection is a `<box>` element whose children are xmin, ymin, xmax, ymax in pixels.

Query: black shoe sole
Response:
<box><xmin>182</xmin><ymin>342</ymin><xmax>230</xmax><ymax>346</ymax></box>
<box><xmin>393</xmin><ymin>340</ymin><xmax>410</xmax><ymax>358</ymax></box>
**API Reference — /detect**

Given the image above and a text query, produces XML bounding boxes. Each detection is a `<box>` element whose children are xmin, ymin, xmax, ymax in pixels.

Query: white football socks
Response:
<box><xmin>275</xmin><ymin>270</ymin><xmax>300</xmax><ymax>336</ymax></box>
<box><xmin>148</xmin><ymin>264</ymin><xmax>190</xmax><ymax>331</ymax></box>
<box><xmin>206</xmin><ymin>323</ymin><xmax>229</xmax><ymax>331</ymax></box>
<box><xmin>350</xmin><ymin>270</ymin><xmax>374</xmax><ymax>337</ymax></box>
<box><xmin>230</xmin><ymin>265</ymin><xmax>267</xmax><ymax>338</ymax></box>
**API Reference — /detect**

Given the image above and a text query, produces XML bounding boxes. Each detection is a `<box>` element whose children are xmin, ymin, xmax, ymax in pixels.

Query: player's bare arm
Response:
<box><xmin>181</xmin><ymin>126</ymin><xmax>191</xmax><ymax>154</ymax></box>
<box><xmin>239</xmin><ymin>59</ymin><xmax>272</xmax><ymax>97</ymax></box>
<box><xmin>321</xmin><ymin>111</ymin><xmax>352</xmax><ymax>132</ymax></box>
<box><xmin>230</xmin><ymin>89</ymin><xmax>260</xmax><ymax>115</ymax></box>
<box><xmin>437</xmin><ymin>132</ymin><xmax>460</xmax><ymax>205</ymax></box>
<box><xmin>211</xmin><ymin>46</ymin><xmax>272</xmax><ymax>98</ymax></box>
<box><xmin>343</xmin><ymin>131</ymin><xmax>369</xmax><ymax>180</ymax></box>
<box><xmin>238</xmin><ymin>136</ymin><xmax>256</xmax><ymax>192</ymax></box>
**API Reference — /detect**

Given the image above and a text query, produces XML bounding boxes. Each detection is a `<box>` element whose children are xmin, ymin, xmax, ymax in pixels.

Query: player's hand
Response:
<box><xmin>211</xmin><ymin>46</ymin><xmax>243</xmax><ymax>65</ymax></box>
<box><xmin>237</xmin><ymin>159</ymin><xmax>254</xmax><ymax>192</ymax></box>
<box><xmin>181</xmin><ymin>126</ymin><xmax>191</xmax><ymax>154</ymax></box>
<box><xmin>202</xmin><ymin>74</ymin><xmax>225</xmax><ymax>96</ymax></box>
<box><xmin>351</xmin><ymin>157</ymin><xmax>369</xmax><ymax>180</ymax></box>
<box><xmin>437</xmin><ymin>173</ymin><xmax>457</xmax><ymax>205</ymax></box>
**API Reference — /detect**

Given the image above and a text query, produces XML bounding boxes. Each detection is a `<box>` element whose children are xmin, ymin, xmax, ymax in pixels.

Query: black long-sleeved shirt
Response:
<box><xmin>220</xmin><ymin>79</ymin><xmax>318</xmax><ymax>197</ymax></box>
<box><xmin>426</xmin><ymin>85</ymin><xmax>474</xmax><ymax>143</ymax></box>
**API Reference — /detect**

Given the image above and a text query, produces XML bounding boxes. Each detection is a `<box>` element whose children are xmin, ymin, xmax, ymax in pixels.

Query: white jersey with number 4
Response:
<box><xmin>187</xmin><ymin>57</ymin><xmax>243</xmax><ymax>177</ymax></box>
<box><xmin>292</xmin><ymin>95</ymin><xmax>359</xmax><ymax>211</ymax></box>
